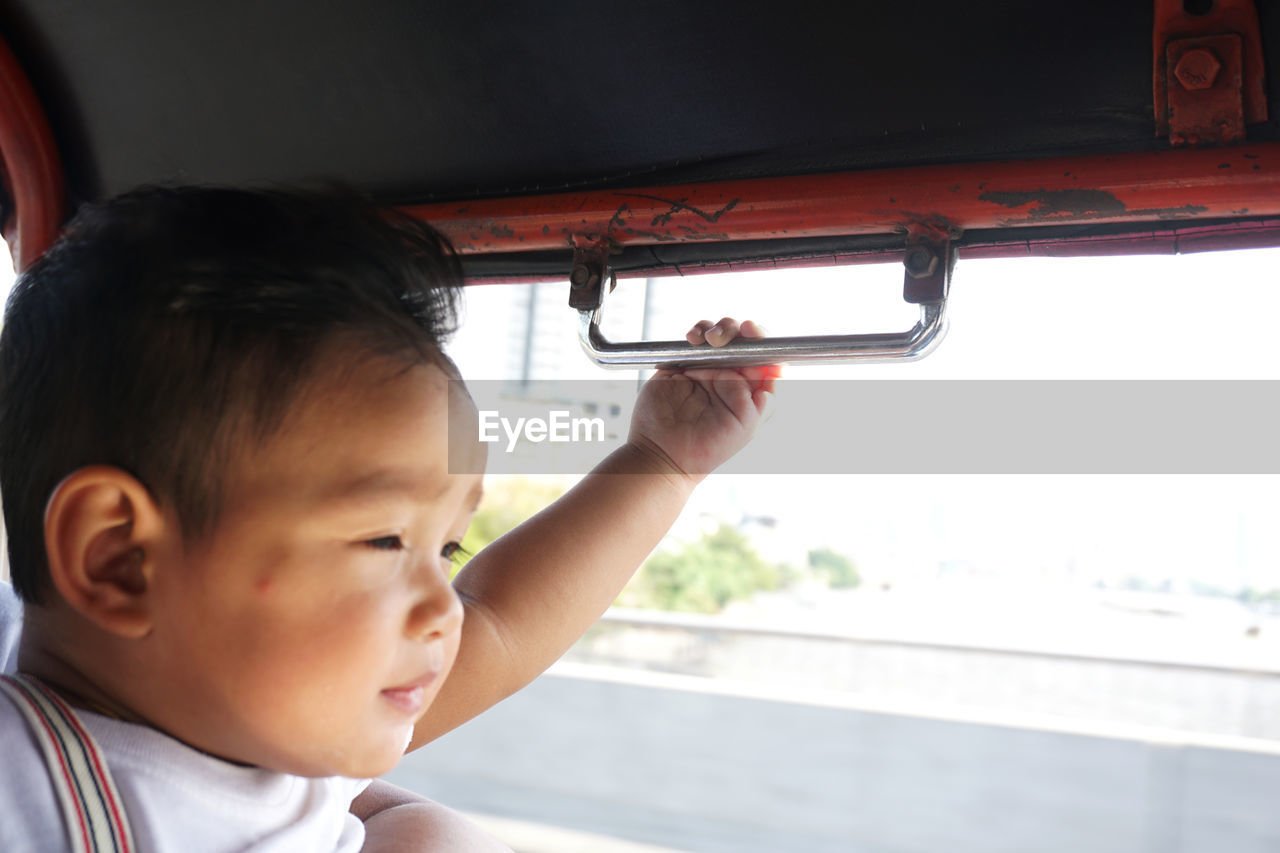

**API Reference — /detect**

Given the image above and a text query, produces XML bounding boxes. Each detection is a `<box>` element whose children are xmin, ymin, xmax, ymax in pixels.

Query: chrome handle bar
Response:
<box><xmin>577</xmin><ymin>301</ymin><xmax>948</xmax><ymax>369</ymax></box>
<box><xmin>567</xmin><ymin>229</ymin><xmax>954</xmax><ymax>369</ymax></box>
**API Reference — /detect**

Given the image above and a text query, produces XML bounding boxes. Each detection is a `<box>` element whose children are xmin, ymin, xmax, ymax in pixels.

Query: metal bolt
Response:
<box><xmin>1174</xmin><ymin>48</ymin><xmax>1221</xmax><ymax>91</ymax></box>
<box><xmin>904</xmin><ymin>246</ymin><xmax>939</xmax><ymax>278</ymax></box>
<box><xmin>569</xmin><ymin>264</ymin><xmax>591</xmax><ymax>288</ymax></box>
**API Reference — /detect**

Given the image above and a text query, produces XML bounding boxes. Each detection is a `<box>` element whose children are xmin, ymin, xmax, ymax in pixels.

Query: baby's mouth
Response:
<box><xmin>380</xmin><ymin>669</ymin><xmax>440</xmax><ymax>715</ymax></box>
<box><xmin>380</xmin><ymin>684</ymin><xmax>426</xmax><ymax>715</ymax></box>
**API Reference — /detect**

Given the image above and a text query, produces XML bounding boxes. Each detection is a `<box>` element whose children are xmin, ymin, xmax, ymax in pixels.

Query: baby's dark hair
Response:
<box><xmin>0</xmin><ymin>185</ymin><xmax>463</xmax><ymax>603</ymax></box>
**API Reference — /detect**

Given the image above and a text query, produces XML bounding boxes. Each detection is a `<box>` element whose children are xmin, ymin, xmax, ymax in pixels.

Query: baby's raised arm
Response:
<box><xmin>410</xmin><ymin>319</ymin><xmax>776</xmax><ymax>747</ymax></box>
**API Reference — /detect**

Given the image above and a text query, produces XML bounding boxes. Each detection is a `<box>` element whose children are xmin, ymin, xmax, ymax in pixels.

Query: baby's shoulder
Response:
<box><xmin>0</xmin><ymin>696</ymin><xmax>65</xmax><ymax>850</ymax></box>
<box><xmin>0</xmin><ymin>691</ymin><xmax>369</xmax><ymax>851</ymax></box>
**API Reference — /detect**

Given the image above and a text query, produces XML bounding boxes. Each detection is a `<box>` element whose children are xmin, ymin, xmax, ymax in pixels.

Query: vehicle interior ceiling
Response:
<box><xmin>1</xmin><ymin>1</ymin><xmax>1278</xmax><ymax>303</ymax></box>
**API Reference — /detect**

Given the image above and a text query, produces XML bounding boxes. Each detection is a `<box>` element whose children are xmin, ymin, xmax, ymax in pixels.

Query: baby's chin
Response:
<box><xmin>330</xmin><ymin>740</ymin><xmax>413</xmax><ymax>780</ymax></box>
<box><xmin>247</xmin><ymin>731</ymin><xmax>414</xmax><ymax>779</ymax></box>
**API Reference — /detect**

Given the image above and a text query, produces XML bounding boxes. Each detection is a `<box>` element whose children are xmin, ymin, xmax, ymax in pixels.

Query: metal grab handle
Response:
<box><xmin>568</xmin><ymin>229</ymin><xmax>954</xmax><ymax>369</ymax></box>
<box><xmin>578</xmin><ymin>301</ymin><xmax>948</xmax><ymax>369</ymax></box>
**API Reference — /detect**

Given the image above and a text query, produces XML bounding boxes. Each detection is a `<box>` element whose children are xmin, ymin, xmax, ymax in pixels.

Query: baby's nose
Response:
<box><xmin>405</xmin><ymin>577</ymin><xmax>464</xmax><ymax>641</ymax></box>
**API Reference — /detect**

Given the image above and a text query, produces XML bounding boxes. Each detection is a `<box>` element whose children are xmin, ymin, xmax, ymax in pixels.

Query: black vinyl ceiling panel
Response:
<box><xmin>2</xmin><ymin>1</ymin><xmax>1277</xmax><ymax>206</ymax></box>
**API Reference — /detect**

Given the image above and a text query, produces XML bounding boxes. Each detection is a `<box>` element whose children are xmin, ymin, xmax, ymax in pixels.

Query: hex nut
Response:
<box><xmin>1174</xmin><ymin>48</ymin><xmax>1221</xmax><ymax>91</ymax></box>
<box><xmin>904</xmin><ymin>246</ymin><xmax>939</xmax><ymax>279</ymax></box>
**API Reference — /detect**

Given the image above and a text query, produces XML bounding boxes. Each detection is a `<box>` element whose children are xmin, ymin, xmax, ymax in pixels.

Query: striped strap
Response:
<box><xmin>0</xmin><ymin>674</ymin><xmax>134</xmax><ymax>853</ymax></box>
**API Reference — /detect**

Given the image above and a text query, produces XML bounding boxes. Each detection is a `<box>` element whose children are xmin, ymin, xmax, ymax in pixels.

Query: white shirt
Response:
<box><xmin>0</xmin><ymin>583</ymin><xmax>369</xmax><ymax>853</ymax></box>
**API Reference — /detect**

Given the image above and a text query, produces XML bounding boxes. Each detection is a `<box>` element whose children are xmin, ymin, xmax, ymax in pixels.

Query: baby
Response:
<box><xmin>0</xmin><ymin>186</ymin><xmax>775</xmax><ymax>851</ymax></box>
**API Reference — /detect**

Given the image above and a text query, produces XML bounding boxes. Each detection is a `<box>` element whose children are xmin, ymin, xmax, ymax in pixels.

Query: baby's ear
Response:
<box><xmin>43</xmin><ymin>466</ymin><xmax>167</xmax><ymax>638</ymax></box>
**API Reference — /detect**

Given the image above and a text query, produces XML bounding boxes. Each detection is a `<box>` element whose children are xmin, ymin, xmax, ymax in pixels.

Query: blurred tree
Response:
<box><xmin>456</xmin><ymin>483</ymin><xmax>814</xmax><ymax>614</ymax></box>
<box><xmin>621</xmin><ymin>524</ymin><xmax>787</xmax><ymax>613</ymax></box>
<box><xmin>808</xmin><ymin>546</ymin><xmax>861</xmax><ymax>589</ymax></box>
<box><xmin>452</xmin><ymin>478</ymin><xmax>567</xmax><ymax>576</ymax></box>
<box><xmin>1241</xmin><ymin>587</ymin><xmax>1280</xmax><ymax>606</ymax></box>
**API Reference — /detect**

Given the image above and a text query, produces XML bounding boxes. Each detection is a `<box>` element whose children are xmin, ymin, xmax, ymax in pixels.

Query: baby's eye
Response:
<box><xmin>440</xmin><ymin>541</ymin><xmax>470</xmax><ymax>563</ymax></box>
<box><xmin>363</xmin><ymin>535</ymin><xmax>405</xmax><ymax>551</ymax></box>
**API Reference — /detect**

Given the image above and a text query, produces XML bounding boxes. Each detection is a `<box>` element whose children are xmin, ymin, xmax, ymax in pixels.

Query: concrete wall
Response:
<box><xmin>385</xmin><ymin>666</ymin><xmax>1280</xmax><ymax>853</ymax></box>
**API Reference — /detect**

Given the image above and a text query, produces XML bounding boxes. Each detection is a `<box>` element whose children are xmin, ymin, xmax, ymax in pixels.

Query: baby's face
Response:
<box><xmin>143</xmin><ymin>355</ymin><xmax>484</xmax><ymax>778</ymax></box>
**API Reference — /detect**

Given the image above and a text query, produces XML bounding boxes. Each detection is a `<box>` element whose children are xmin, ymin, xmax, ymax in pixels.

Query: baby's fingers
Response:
<box><xmin>739</xmin><ymin>362</ymin><xmax>781</xmax><ymax>393</ymax></box>
<box><xmin>686</xmin><ymin>320</ymin><xmax>716</xmax><ymax>345</ymax></box>
<box><xmin>684</xmin><ymin>318</ymin><xmax>779</xmax><ymax>387</ymax></box>
<box><xmin>686</xmin><ymin>318</ymin><xmax>741</xmax><ymax>346</ymax></box>
<box><xmin>687</xmin><ymin>317</ymin><xmax>767</xmax><ymax>346</ymax></box>
<box><xmin>739</xmin><ymin>322</ymin><xmax>781</xmax><ymax>390</ymax></box>
<box><xmin>704</xmin><ymin>317</ymin><xmax>741</xmax><ymax>347</ymax></box>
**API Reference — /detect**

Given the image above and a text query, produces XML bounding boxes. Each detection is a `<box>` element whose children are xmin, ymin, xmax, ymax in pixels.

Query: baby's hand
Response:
<box><xmin>627</xmin><ymin>317</ymin><xmax>779</xmax><ymax>483</ymax></box>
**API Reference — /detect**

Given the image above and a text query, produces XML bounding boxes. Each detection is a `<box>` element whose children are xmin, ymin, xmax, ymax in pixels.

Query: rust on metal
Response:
<box><xmin>0</xmin><ymin>33</ymin><xmax>65</xmax><ymax>271</ymax></box>
<box><xmin>1174</xmin><ymin>47</ymin><xmax>1221</xmax><ymax>91</ymax></box>
<box><xmin>977</xmin><ymin>188</ymin><xmax>1128</xmax><ymax>219</ymax></box>
<box><xmin>1153</xmin><ymin>0</ymin><xmax>1266</xmax><ymax>140</ymax></box>
<box><xmin>613</xmin><ymin>192</ymin><xmax>741</xmax><ymax>227</ymax></box>
<box><xmin>902</xmin><ymin>223</ymin><xmax>953</xmax><ymax>305</ymax></box>
<box><xmin>405</xmin><ymin>143</ymin><xmax>1280</xmax><ymax>256</ymax></box>
<box><xmin>566</xmin><ymin>236</ymin><xmax>613</xmax><ymax>311</ymax></box>
<box><xmin>1167</xmin><ymin>34</ymin><xmax>1246</xmax><ymax>146</ymax></box>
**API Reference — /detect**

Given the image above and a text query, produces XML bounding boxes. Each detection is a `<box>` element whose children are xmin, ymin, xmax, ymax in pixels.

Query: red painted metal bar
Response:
<box><xmin>465</xmin><ymin>219</ymin><xmax>1280</xmax><ymax>286</ymax></box>
<box><xmin>965</xmin><ymin>219</ymin><xmax>1280</xmax><ymax>258</ymax></box>
<box><xmin>405</xmin><ymin>143</ymin><xmax>1280</xmax><ymax>257</ymax></box>
<box><xmin>0</xmin><ymin>33</ymin><xmax>64</xmax><ymax>271</ymax></box>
